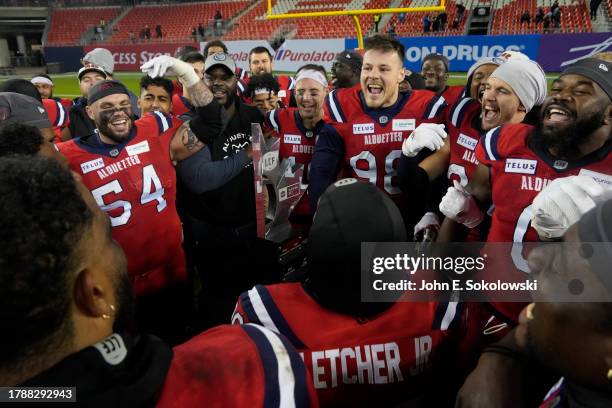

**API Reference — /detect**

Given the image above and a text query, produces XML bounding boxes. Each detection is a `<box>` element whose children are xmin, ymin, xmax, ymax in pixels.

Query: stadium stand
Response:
<box><xmin>384</xmin><ymin>0</ymin><xmax>470</xmax><ymax>36</ymax></box>
<box><xmin>223</xmin><ymin>0</ymin><xmax>395</xmax><ymax>40</ymax></box>
<box><xmin>490</xmin><ymin>0</ymin><xmax>593</xmax><ymax>35</ymax></box>
<box><xmin>105</xmin><ymin>1</ymin><xmax>251</xmax><ymax>44</ymax></box>
<box><xmin>46</xmin><ymin>6</ymin><xmax>120</xmax><ymax>46</ymax></box>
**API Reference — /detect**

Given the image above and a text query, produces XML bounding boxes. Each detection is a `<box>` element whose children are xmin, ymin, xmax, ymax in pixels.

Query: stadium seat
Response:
<box><xmin>46</xmin><ymin>7</ymin><xmax>120</xmax><ymax>46</ymax></box>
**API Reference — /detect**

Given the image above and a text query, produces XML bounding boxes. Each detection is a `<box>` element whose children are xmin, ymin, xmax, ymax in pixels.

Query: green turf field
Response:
<box><xmin>2</xmin><ymin>71</ymin><xmax>561</xmax><ymax>99</ymax></box>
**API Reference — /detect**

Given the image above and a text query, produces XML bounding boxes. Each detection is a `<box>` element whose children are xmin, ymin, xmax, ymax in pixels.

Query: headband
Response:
<box><xmin>31</xmin><ymin>76</ymin><xmax>53</xmax><ymax>86</ymax></box>
<box><xmin>296</xmin><ymin>69</ymin><xmax>328</xmax><ymax>88</ymax></box>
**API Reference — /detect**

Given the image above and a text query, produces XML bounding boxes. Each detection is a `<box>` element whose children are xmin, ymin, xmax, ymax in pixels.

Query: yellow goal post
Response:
<box><xmin>266</xmin><ymin>0</ymin><xmax>446</xmax><ymax>49</ymax></box>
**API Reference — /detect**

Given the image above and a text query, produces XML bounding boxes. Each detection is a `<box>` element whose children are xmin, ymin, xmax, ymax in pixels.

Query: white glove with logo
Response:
<box><xmin>414</xmin><ymin>212</ymin><xmax>440</xmax><ymax>239</ymax></box>
<box><xmin>402</xmin><ymin>123</ymin><xmax>447</xmax><ymax>157</ymax></box>
<box><xmin>531</xmin><ymin>176</ymin><xmax>612</xmax><ymax>239</ymax></box>
<box><xmin>439</xmin><ymin>180</ymin><xmax>484</xmax><ymax>228</ymax></box>
<box><xmin>141</xmin><ymin>55</ymin><xmax>200</xmax><ymax>87</ymax></box>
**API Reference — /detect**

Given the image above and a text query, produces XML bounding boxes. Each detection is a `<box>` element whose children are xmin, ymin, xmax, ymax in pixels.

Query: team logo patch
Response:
<box><xmin>284</xmin><ymin>134</ymin><xmax>301</xmax><ymax>145</ymax></box>
<box><xmin>457</xmin><ymin>133</ymin><xmax>479</xmax><ymax>151</ymax></box>
<box><xmin>126</xmin><ymin>140</ymin><xmax>150</xmax><ymax>156</ymax></box>
<box><xmin>553</xmin><ymin>160</ymin><xmax>568</xmax><ymax>170</ymax></box>
<box><xmin>305</xmin><ymin>130</ymin><xmax>314</xmax><ymax>138</ymax></box>
<box><xmin>94</xmin><ymin>334</ymin><xmax>127</xmax><ymax>366</ymax></box>
<box><xmin>213</xmin><ymin>53</ymin><xmax>227</xmax><ymax>61</ymax></box>
<box><xmin>392</xmin><ymin>119</ymin><xmax>415</xmax><ymax>132</ymax></box>
<box><xmin>353</xmin><ymin>123</ymin><xmax>375</xmax><ymax>134</ymax></box>
<box><xmin>278</xmin><ymin>90</ymin><xmax>287</xmax><ymax>98</ymax></box>
<box><xmin>599</xmin><ymin>63</ymin><xmax>609</xmax><ymax>72</ymax></box>
<box><xmin>80</xmin><ymin>157</ymin><xmax>105</xmax><ymax>174</ymax></box>
<box><xmin>579</xmin><ymin>169</ymin><xmax>612</xmax><ymax>187</ymax></box>
<box><xmin>379</xmin><ymin>115</ymin><xmax>389</xmax><ymax>124</ymax></box>
<box><xmin>334</xmin><ymin>178</ymin><xmax>358</xmax><ymax>187</ymax></box>
<box><xmin>37</xmin><ymin>106</ymin><xmax>46</xmax><ymax>114</ymax></box>
<box><xmin>504</xmin><ymin>158</ymin><xmax>538</xmax><ymax>174</ymax></box>
<box><xmin>109</xmin><ymin>148</ymin><xmax>120</xmax><ymax>158</ymax></box>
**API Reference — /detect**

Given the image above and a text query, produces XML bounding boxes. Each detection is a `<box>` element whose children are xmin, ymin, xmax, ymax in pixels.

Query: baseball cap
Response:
<box><xmin>78</xmin><ymin>65</ymin><xmax>108</xmax><ymax>81</ymax></box>
<box><xmin>0</xmin><ymin>92</ymin><xmax>52</xmax><ymax>129</ymax></box>
<box><xmin>82</xmin><ymin>48</ymin><xmax>115</xmax><ymax>75</ymax></box>
<box><xmin>335</xmin><ymin>50</ymin><xmax>363</xmax><ymax>72</ymax></box>
<box><xmin>562</xmin><ymin>57</ymin><xmax>612</xmax><ymax>101</ymax></box>
<box><xmin>0</xmin><ymin>79</ymin><xmax>42</xmax><ymax>102</ymax></box>
<box><xmin>204</xmin><ymin>52</ymin><xmax>236</xmax><ymax>74</ymax></box>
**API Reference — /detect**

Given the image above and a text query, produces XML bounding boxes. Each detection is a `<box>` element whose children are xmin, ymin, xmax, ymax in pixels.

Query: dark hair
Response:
<box><xmin>180</xmin><ymin>51</ymin><xmax>206</xmax><ymax>64</ymax></box>
<box><xmin>364</xmin><ymin>35</ymin><xmax>405</xmax><ymax>64</ymax></box>
<box><xmin>422</xmin><ymin>53</ymin><xmax>450</xmax><ymax>73</ymax></box>
<box><xmin>0</xmin><ymin>79</ymin><xmax>42</xmax><ymax>102</ymax></box>
<box><xmin>0</xmin><ymin>156</ymin><xmax>93</xmax><ymax>369</ymax></box>
<box><xmin>296</xmin><ymin>63</ymin><xmax>327</xmax><ymax>78</ymax></box>
<box><xmin>174</xmin><ymin>45</ymin><xmax>199</xmax><ymax>59</ymax></box>
<box><xmin>204</xmin><ymin>39</ymin><xmax>228</xmax><ymax>57</ymax></box>
<box><xmin>249</xmin><ymin>46</ymin><xmax>273</xmax><ymax>63</ymax></box>
<box><xmin>139</xmin><ymin>75</ymin><xmax>174</xmax><ymax>96</ymax></box>
<box><xmin>0</xmin><ymin>123</ymin><xmax>44</xmax><ymax>157</ymax></box>
<box><xmin>246</xmin><ymin>73</ymin><xmax>280</xmax><ymax>97</ymax></box>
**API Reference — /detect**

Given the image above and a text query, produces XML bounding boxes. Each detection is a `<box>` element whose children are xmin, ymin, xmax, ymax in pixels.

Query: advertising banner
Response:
<box><xmin>83</xmin><ymin>43</ymin><xmax>193</xmax><ymax>72</ymax></box>
<box><xmin>345</xmin><ymin>34</ymin><xmax>541</xmax><ymax>72</ymax></box>
<box><xmin>537</xmin><ymin>32</ymin><xmax>612</xmax><ymax>72</ymax></box>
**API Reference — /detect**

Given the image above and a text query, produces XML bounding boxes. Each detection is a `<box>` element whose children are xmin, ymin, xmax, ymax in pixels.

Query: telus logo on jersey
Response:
<box><xmin>284</xmin><ymin>134</ymin><xmax>301</xmax><ymax>145</ymax></box>
<box><xmin>81</xmin><ymin>158</ymin><xmax>105</xmax><ymax>174</ymax></box>
<box><xmin>457</xmin><ymin>133</ymin><xmax>478</xmax><ymax>151</ymax></box>
<box><xmin>505</xmin><ymin>158</ymin><xmax>538</xmax><ymax>174</ymax></box>
<box><xmin>353</xmin><ymin>123</ymin><xmax>375</xmax><ymax>135</ymax></box>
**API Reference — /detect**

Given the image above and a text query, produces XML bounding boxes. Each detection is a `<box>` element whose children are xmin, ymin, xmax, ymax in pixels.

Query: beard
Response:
<box><xmin>534</xmin><ymin>107</ymin><xmax>606</xmax><ymax>159</ymax></box>
<box><xmin>96</xmin><ymin>108</ymin><xmax>133</xmax><ymax>144</ymax></box>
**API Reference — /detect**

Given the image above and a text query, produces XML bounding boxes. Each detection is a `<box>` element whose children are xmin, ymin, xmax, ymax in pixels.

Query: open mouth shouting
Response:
<box><xmin>366</xmin><ymin>83</ymin><xmax>384</xmax><ymax>99</ymax></box>
<box><xmin>543</xmin><ymin>104</ymin><xmax>574</xmax><ymax>124</ymax></box>
<box><xmin>482</xmin><ymin>103</ymin><xmax>500</xmax><ymax>125</ymax></box>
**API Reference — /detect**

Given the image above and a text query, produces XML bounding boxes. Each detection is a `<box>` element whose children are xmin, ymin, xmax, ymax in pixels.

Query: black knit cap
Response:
<box><xmin>336</xmin><ymin>50</ymin><xmax>363</xmax><ymax>73</ymax></box>
<box><xmin>578</xmin><ymin>198</ymin><xmax>612</xmax><ymax>294</ymax></box>
<box><xmin>562</xmin><ymin>57</ymin><xmax>612</xmax><ymax>101</ymax></box>
<box><xmin>88</xmin><ymin>80</ymin><xmax>130</xmax><ymax>105</ymax></box>
<box><xmin>307</xmin><ymin>179</ymin><xmax>406</xmax><ymax>316</ymax></box>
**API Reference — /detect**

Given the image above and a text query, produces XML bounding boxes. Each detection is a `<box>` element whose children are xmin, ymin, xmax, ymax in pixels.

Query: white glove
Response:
<box><xmin>414</xmin><ymin>212</ymin><xmax>440</xmax><ymax>239</ymax></box>
<box><xmin>140</xmin><ymin>55</ymin><xmax>200</xmax><ymax>87</ymax></box>
<box><xmin>402</xmin><ymin>123</ymin><xmax>447</xmax><ymax>157</ymax></box>
<box><xmin>531</xmin><ymin>176</ymin><xmax>612</xmax><ymax>239</ymax></box>
<box><xmin>439</xmin><ymin>180</ymin><xmax>484</xmax><ymax>228</ymax></box>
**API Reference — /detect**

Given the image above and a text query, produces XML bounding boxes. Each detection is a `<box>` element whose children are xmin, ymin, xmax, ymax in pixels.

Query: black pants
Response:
<box><xmin>186</xmin><ymin>217</ymin><xmax>280</xmax><ymax>330</ymax></box>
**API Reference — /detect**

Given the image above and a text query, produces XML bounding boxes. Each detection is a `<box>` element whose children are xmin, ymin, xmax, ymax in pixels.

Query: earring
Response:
<box><xmin>101</xmin><ymin>313</ymin><xmax>111</xmax><ymax>319</ymax></box>
<box><xmin>101</xmin><ymin>304</ymin><xmax>116</xmax><ymax>320</ymax></box>
<box><xmin>525</xmin><ymin>303</ymin><xmax>535</xmax><ymax>321</ymax></box>
<box><xmin>607</xmin><ymin>368</ymin><xmax>612</xmax><ymax>381</ymax></box>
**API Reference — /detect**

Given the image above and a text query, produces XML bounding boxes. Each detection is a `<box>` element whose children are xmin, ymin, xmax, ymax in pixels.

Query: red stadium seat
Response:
<box><xmin>46</xmin><ymin>7</ymin><xmax>120</xmax><ymax>46</ymax></box>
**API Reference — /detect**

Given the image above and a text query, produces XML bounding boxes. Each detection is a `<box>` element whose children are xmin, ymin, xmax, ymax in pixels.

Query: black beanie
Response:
<box><xmin>562</xmin><ymin>58</ymin><xmax>612</xmax><ymax>101</ymax></box>
<box><xmin>307</xmin><ymin>179</ymin><xmax>406</xmax><ymax>316</ymax></box>
<box><xmin>88</xmin><ymin>80</ymin><xmax>130</xmax><ymax>105</ymax></box>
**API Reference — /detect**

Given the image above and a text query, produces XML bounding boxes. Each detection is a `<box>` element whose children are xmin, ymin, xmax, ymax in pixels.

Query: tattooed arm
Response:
<box><xmin>185</xmin><ymin>80</ymin><xmax>214</xmax><ymax>107</ymax></box>
<box><xmin>170</xmin><ymin>122</ymin><xmax>205</xmax><ymax>163</ymax></box>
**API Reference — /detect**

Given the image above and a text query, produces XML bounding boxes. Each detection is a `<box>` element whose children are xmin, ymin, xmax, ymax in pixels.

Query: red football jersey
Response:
<box><xmin>440</xmin><ymin>85</ymin><xmax>465</xmax><ymax>108</ymax></box>
<box><xmin>446</xmin><ymin>97</ymin><xmax>482</xmax><ymax>187</ymax></box>
<box><xmin>265</xmin><ymin>107</ymin><xmax>325</xmax><ymax>218</ymax></box>
<box><xmin>320</xmin><ymin>86</ymin><xmax>446</xmax><ymax>205</ymax></box>
<box><xmin>233</xmin><ymin>283</ymin><xmax>464</xmax><ymax>407</ymax></box>
<box><xmin>475</xmin><ymin>123</ymin><xmax>612</xmax><ymax>321</ymax></box>
<box><xmin>58</xmin><ymin>112</ymin><xmax>186</xmax><ymax>297</ymax></box>
<box><xmin>43</xmin><ymin>98</ymin><xmax>69</xmax><ymax>143</ymax></box>
<box><xmin>157</xmin><ymin>323</ymin><xmax>318</xmax><ymax>407</ymax></box>
<box><xmin>171</xmin><ymin>94</ymin><xmax>192</xmax><ymax>117</ymax></box>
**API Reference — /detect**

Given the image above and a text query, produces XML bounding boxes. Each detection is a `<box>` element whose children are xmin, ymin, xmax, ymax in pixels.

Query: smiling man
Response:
<box><xmin>138</xmin><ymin>75</ymin><xmax>173</xmax><ymax>116</ymax></box>
<box><xmin>58</xmin><ymin>56</ymin><xmax>222</xmax><ymax>344</ymax></box>
<box><xmin>310</xmin><ymin>35</ymin><xmax>446</xmax><ymax>224</ymax></box>
<box><xmin>420</xmin><ymin>53</ymin><xmax>464</xmax><ymax>107</ymax></box>
<box><xmin>439</xmin><ymin>57</ymin><xmax>612</xmax><ymax>326</ymax></box>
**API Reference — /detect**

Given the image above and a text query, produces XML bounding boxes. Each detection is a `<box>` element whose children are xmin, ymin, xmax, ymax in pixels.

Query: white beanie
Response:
<box><xmin>489</xmin><ymin>59</ymin><xmax>547</xmax><ymax>112</ymax></box>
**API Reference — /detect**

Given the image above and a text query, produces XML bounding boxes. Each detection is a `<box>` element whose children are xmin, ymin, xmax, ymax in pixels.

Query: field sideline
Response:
<box><xmin>2</xmin><ymin>71</ymin><xmax>561</xmax><ymax>99</ymax></box>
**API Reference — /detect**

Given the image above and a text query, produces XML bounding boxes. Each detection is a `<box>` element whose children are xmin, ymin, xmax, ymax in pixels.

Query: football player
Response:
<box><xmin>310</xmin><ymin>35</ymin><xmax>446</xmax><ymax>224</ymax></box>
<box><xmin>330</xmin><ymin>50</ymin><xmax>362</xmax><ymax>90</ymax></box>
<box><xmin>399</xmin><ymin>57</ymin><xmax>546</xmax><ymax>241</ymax></box>
<box><xmin>421</xmin><ymin>53</ymin><xmax>464</xmax><ymax>107</ymax></box>
<box><xmin>246</xmin><ymin>73</ymin><xmax>282</xmax><ymax>113</ymax></box>
<box><xmin>58</xmin><ymin>56</ymin><xmax>222</xmax><ymax>343</ymax></box>
<box><xmin>0</xmin><ymin>156</ymin><xmax>317</xmax><ymax>408</ymax></box>
<box><xmin>233</xmin><ymin>180</ymin><xmax>464</xmax><ymax>406</ymax></box>
<box><xmin>31</xmin><ymin>74</ymin><xmax>73</xmax><ymax>110</ymax></box>
<box><xmin>138</xmin><ymin>75</ymin><xmax>173</xmax><ymax>116</ymax></box>
<box><xmin>238</xmin><ymin>46</ymin><xmax>295</xmax><ymax>106</ymax></box>
<box><xmin>264</xmin><ymin>64</ymin><xmax>331</xmax><ymax>228</ymax></box>
<box><xmin>439</xmin><ymin>58</ymin><xmax>612</xmax><ymax>324</ymax></box>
